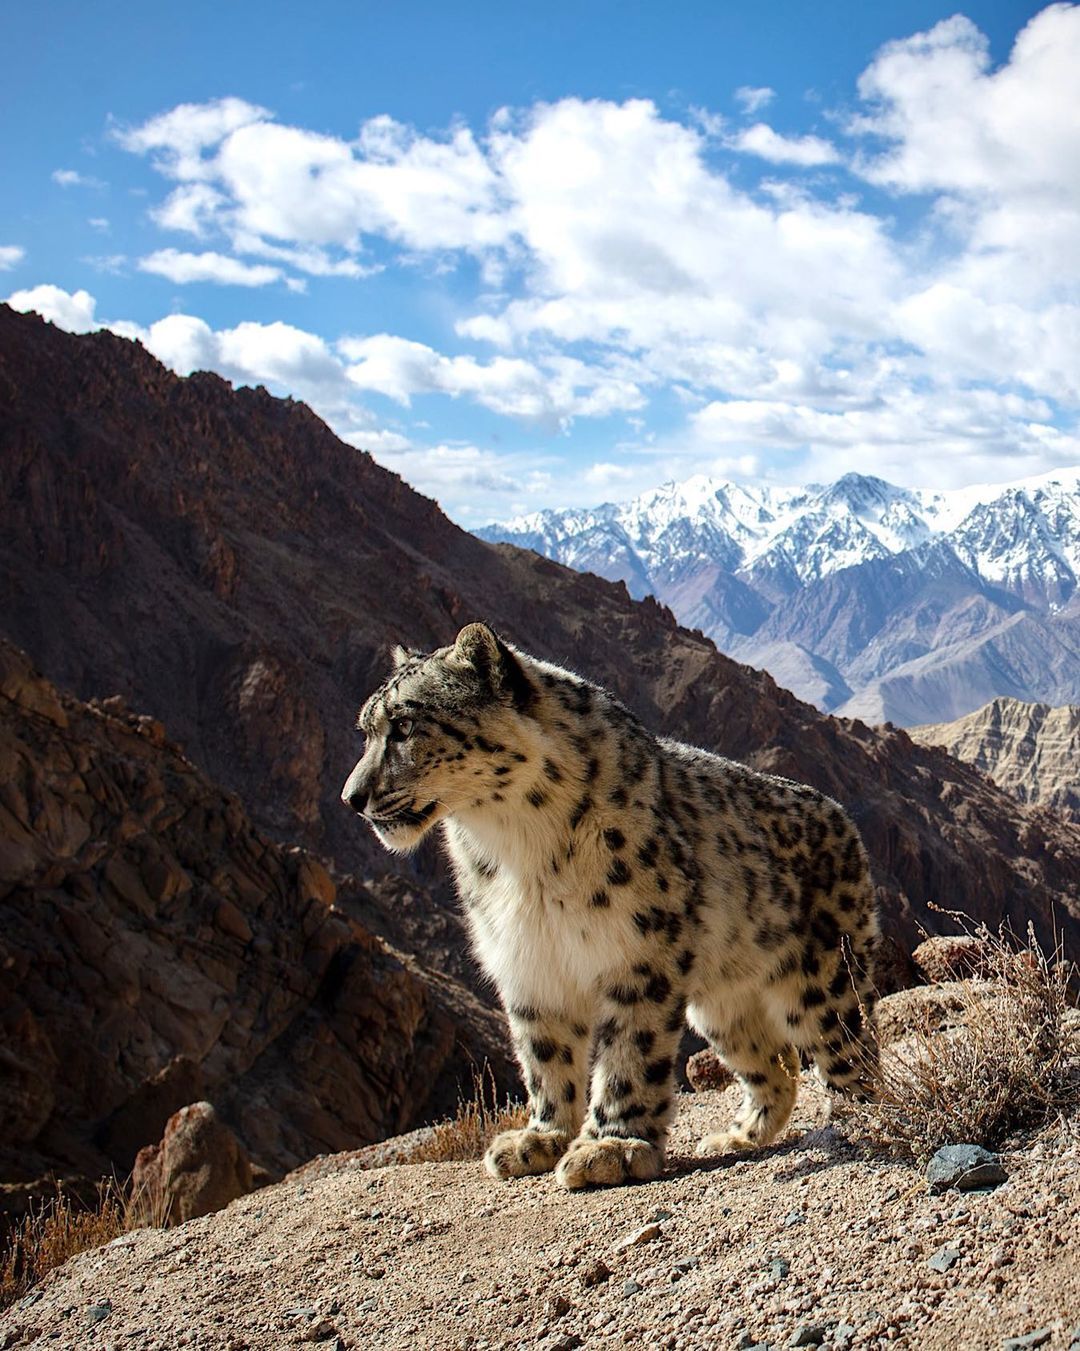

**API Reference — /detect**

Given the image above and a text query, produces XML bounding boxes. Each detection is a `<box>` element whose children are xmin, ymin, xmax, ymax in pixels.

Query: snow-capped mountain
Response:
<box><xmin>478</xmin><ymin>468</ymin><xmax>1080</xmax><ymax>726</ymax></box>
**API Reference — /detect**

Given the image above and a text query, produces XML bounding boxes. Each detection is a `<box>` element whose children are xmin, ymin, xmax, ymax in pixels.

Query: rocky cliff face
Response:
<box><xmin>910</xmin><ymin>699</ymin><xmax>1080</xmax><ymax>823</ymax></box>
<box><xmin>0</xmin><ymin>640</ymin><xmax>514</xmax><ymax>1199</ymax></box>
<box><xmin>1</xmin><ymin>306</ymin><xmax>1079</xmax><ymax>959</ymax></box>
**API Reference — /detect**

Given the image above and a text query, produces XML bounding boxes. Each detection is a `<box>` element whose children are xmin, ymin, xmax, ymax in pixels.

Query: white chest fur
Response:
<box><xmin>445</xmin><ymin>816</ymin><xmax>638</xmax><ymax>1013</ymax></box>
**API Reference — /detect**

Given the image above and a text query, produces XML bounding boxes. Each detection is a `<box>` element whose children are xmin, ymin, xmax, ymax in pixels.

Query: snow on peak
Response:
<box><xmin>479</xmin><ymin>466</ymin><xmax>1080</xmax><ymax>601</ymax></box>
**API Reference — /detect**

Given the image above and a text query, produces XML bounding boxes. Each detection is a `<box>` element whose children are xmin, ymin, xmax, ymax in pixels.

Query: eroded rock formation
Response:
<box><xmin>0</xmin><ymin>641</ymin><xmax>514</xmax><ymax>1201</ymax></box>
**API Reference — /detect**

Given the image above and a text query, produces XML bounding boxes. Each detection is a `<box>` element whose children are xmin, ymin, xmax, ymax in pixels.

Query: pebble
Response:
<box><xmin>85</xmin><ymin>1302</ymin><xmax>112</xmax><ymax>1325</ymax></box>
<box><xmin>789</xmin><ymin>1327</ymin><xmax>826</xmax><ymax>1347</ymax></box>
<box><xmin>615</xmin><ymin>1223</ymin><xmax>661</xmax><ymax>1251</ymax></box>
<box><xmin>298</xmin><ymin>1318</ymin><xmax>338</xmax><ymax>1343</ymax></box>
<box><xmin>927</xmin><ymin>1246</ymin><xmax>961</xmax><ymax>1273</ymax></box>
<box><xmin>1002</xmin><ymin>1332</ymin><xmax>1052</xmax><ymax>1350</ymax></box>
<box><xmin>622</xmin><ymin>1279</ymin><xmax>643</xmax><ymax>1298</ymax></box>
<box><xmin>782</xmin><ymin>1212</ymin><xmax>806</xmax><ymax>1227</ymax></box>
<box><xmin>925</xmin><ymin>1145</ymin><xmax>1007</xmax><ymax>1194</ymax></box>
<box><xmin>581</xmin><ymin>1259</ymin><xmax>612</xmax><ymax>1288</ymax></box>
<box><xmin>770</xmin><ymin>1258</ymin><xmax>791</xmax><ymax>1280</ymax></box>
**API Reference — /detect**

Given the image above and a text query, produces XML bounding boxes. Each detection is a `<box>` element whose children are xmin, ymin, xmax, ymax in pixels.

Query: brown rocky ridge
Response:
<box><xmin>911</xmin><ymin>698</ymin><xmax>1080</xmax><ymax>824</ymax></box>
<box><xmin>1</xmin><ymin>304</ymin><xmax>1079</xmax><ymax>966</ymax></box>
<box><xmin>0</xmin><ymin>639</ymin><xmax>514</xmax><ymax>1214</ymax></box>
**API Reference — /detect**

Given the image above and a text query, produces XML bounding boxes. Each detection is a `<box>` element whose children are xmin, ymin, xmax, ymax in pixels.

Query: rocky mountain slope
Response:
<box><xmin>0</xmin><ymin>639</ymin><xmax>513</xmax><ymax>1203</ymax></box>
<box><xmin>2</xmin><ymin>304</ymin><xmax>1079</xmax><ymax>961</ymax></box>
<box><xmin>911</xmin><ymin>700</ymin><xmax>1080</xmax><ymax>824</ymax></box>
<box><xmin>2</xmin><ymin>1087</ymin><xmax>1077</xmax><ymax>1351</ymax></box>
<box><xmin>481</xmin><ymin>471</ymin><xmax>1080</xmax><ymax>726</ymax></box>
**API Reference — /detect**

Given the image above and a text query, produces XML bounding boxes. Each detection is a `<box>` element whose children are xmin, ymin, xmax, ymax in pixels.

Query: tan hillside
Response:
<box><xmin>911</xmin><ymin>699</ymin><xmax>1080</xmax><ymax>823</ymax></box>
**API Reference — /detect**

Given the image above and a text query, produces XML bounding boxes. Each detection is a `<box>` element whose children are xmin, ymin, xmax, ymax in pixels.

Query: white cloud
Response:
<box><xmin>114</xmin><ymin>97</ymin><xmax>270</xmax><ymax>180</ymax></box>
<box><xmin>77</xmin><ymin>22</ymin><xmax>1080</xmax><ymax>503</ymax></box>
<box><xmin>151</xmin><ymin>183</ymin><xmax>228</xmax><ymax>236</ymax></box>
<box><xmin>5</xmin><ymin>284</ymin><xmax>98</xmax><ymax>331</ymax></box>
<box><xmin>463</xmin><ymin>97</ymin><xmax>896</xmax><ymax>369</ymax></box>
<box><xmin>137</xmin><ymin>248</ymin><xmax>284</xmax><ymax>287</ymax></box>
<box><xmin>339</xmin><ymin>333</ymin><xmax>644</xmax><ymax>424</ymax></box>
<box><xmin>52</xmin><ymin>168</ymin><xmax>105</xmax><ymax>189</ymax></box>
<box><xmin>852</xmin><ymin>8</ymin><xmax>1080</xmax><ymax>200</ymax></box>
<box><xmin>584</xmin><ymin>462</ymin><xmax>637</xmax><ymax>487</ymax></box>
<box><xmin>0</xmin><ymin>245</ymin><xmax>25</xmax><ymax>270</ymax></box>
<box><xmin>728</xmin><ymin>122</ymin><xmax>840</xmax><ymax>166</ymax></box>
<box><xmin>734</xmin><ymin>86</ymin><xmax>776</xmax><ymax>115</ymax></box>
<box><xmin>88</xmin><ymin>218</ymin><xmax>110</xmax><ymax>232</ymax></box>
<box><xmin>690</xmin><ymin>383</ymin><xmax>1077</xmax><ymax>487</ymax></box>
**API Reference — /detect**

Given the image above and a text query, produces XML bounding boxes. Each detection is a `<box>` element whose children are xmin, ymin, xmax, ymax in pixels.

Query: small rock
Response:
<box><xmin>1002</xmin><ymin>1332</ymin><xmax>1052</xmax><ymax>1351</ymax></box>
<box><xmin>833</xmin><ymin>1326</ymin><xmax>857</xmax><ymax>1345</ymax></box>
<box><xmin>926</xmin><ymin>1144</ymin><xmax>1007</xmax><ymax>1194</ymax></box>
<box><xmin>686</xmin><ymin>1047</ymin><xmax>734</xmax><ymax>1091</ymax></box>
<box><xmin>927</xmin><ymin>1246</ymin><xmax>962</xmax><ymax>1273</ymax></box>
<box><xmin>790</xmin><ymin>1327</ymin><xmax>826</xmax><ymax>1348</ymax></box>
<box><xmin>770</xmin><ymin>1258</ymin><xmax>791</xmax><ymax>1280</ymax></box>
<box><xmin>622</xmin><ymin>1279</ymin><xmax>643</xmax><ymax>1298</ymax></box>
<box><xmin>299</xmin><ymin>1318</ymin><xmax>338</xmax><ymax>1343</ymax></box>
<box><xmin>548</xmin><ymin>1295</ymin><xmax>571</xmax><ymax>1319</ymax></box>
<box><xmin>782</xmin><ymin>1211</ymin><xmax>805</xmax><ymax>1227</ymax></box>
<box><xmin>85</xmin><ymin>1302</ymin><xmax>112</xmax><ymax>1325</ymax></box>
<box><xmin>614</xmin><ymin>1222</ymin><xmax>661</xmax><ymax>1250</ymax></box>
<box><xmin>735</xmin><ymin>1334</ymin><xmax>757</xmax><ymax>1350</ymax></box>
<box><xmin>581</xmin><ymin>1259</ymin><xmax>611</xmax><ymax>1288</ymax></box>
<box><xmin>672</xmin><ymin>1256</ymin><xmax>700</xmax><ymax>1274</ymax></box>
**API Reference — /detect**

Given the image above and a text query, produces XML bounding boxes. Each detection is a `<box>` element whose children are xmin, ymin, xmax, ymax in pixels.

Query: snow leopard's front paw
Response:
<box><xmin>554</xmin><ymin>1137</ymin><xmax>662</xmax><ymax>1190</ymax></box>
<box><xmin>484</xmin><ymin>1127</ymin><xmax>571</xmax><ymax>1179</ymax></box>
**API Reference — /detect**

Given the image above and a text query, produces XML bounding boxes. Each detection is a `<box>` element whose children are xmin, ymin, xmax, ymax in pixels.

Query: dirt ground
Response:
<box><xmin>2</xmin><ymin>1082</ymin><xmax>1078</xmax><ymax>1351</ymax></box>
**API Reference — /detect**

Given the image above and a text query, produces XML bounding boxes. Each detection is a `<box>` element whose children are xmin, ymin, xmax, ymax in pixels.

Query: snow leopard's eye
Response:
<box><xmin>388</xmin><ymin>716</ymin><xmax>414</xmax><ymax>742</ymax></box>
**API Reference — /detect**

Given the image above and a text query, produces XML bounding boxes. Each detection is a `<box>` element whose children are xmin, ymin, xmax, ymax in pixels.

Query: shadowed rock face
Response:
<box><xmin>0</xmin><ymin>308</ymin><xmax>1078</xmax><ymax>964</ymax></box>
<box><xmin>0</xmin><ymin>640</ymin><xmax>514</xmax><ymax>1198</ymax></box>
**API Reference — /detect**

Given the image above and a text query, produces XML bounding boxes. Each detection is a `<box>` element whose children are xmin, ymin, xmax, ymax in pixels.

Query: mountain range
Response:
<box><xmin>3</xmin><ymin>302</ymin><xmax>1080</xmax><ymax>1202</ymax></box>
<box><xmin>480</xmin><ymin>470</ymin><xmax>1080</xmax><ymax>726</ymax></box>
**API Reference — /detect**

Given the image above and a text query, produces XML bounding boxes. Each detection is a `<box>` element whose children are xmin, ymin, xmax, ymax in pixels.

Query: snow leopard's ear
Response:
<box><xmin>390</xmin><ymin>644</ymin><xmax>412</xmax><ymax>670</ymax></box>
<box><xmin>452</xmin><ymin>622</ymin><xmax>535</xmax><ymax>713</ymax></box>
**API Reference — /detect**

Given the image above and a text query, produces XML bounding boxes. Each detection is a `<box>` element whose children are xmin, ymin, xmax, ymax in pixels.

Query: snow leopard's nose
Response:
<box><xmin>341</xmin><ymin>764</ymin><xmax>373</xmax><ymax>816</ymax></box>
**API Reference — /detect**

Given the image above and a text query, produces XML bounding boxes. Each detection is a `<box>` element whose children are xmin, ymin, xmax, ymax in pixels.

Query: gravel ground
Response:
<box><xmin>2</xmin><ymin>1084</ymin><xmax>1078</xmax><ymax>1351</ymax></box>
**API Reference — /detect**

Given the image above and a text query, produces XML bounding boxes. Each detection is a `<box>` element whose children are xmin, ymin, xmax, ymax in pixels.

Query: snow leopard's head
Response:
<box><xmin>341</xmin><ymin>622</ymin><xmax>536</xmax><ymax>853</ymax></box>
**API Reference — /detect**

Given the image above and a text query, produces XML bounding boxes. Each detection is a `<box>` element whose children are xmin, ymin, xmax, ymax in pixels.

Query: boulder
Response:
<box><xmin>132</xmin><ymin>1102</ymin><xmax>252</xmax><ymax>1224</ymax></box>
<box><xmin>911</xmin><ymin>935</ymin><xmax>995</xmax><ymax>983</ymax></box>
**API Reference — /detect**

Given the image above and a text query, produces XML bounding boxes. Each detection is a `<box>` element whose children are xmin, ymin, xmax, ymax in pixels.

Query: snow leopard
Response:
<box><xmin>342</xmin><ymin>623</ymin><xmax>880</xmax><ymax>1190</ymax></box>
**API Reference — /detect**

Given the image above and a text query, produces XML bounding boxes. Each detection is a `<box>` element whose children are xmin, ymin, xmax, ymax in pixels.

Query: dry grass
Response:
<box><xmin>1</xmin><ymin>1181</ymin><xmax>126</xmax><ymax>1313</ymax></box>
<box><xmin>0</xmin><ymin>1168</ymin><xmax>171</xmax><ymax>1314</ymax></box>
<box><xmin>853</xmin><ymin>919</ymin><xmax>1080</xmax><ymax>1162</ymax></box>
<box><xmin>403</xmin><ymin>1065</ymin><xmax>529</xmax><ymax>1164</ymax></box>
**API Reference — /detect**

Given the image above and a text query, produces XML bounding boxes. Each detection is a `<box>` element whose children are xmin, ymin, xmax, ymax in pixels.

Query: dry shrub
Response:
<box><xmin>0</xmin><ymin>1180</ymin><xmax>125</xmax><ymax>1312</ymax></box>
<box><xmin>0</xmin><ymin>1164</ymin><xmax>173</xmax><ymax>1313</ymax></box>
<box><xmin>403</xmin><ymin>1065</ymin><xmax>528</xmax><ymax>1164</ymax></box>
<box><xmin>854</xmin><ymin>919</ymin><xmax>1080</xmax><ymax>1161</ymax></box>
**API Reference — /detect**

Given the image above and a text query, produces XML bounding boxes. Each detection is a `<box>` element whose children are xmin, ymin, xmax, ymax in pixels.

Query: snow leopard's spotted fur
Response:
<box><xmin>342</xmin><ymin>623</ymin><xmax>880</xmax><ymax>1190</ymax></box>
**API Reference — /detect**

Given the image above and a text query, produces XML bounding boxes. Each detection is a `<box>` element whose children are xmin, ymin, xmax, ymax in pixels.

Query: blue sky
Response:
<box><xmin>4</xmin><ymin>1</ymin><xmax>1077</xmax><ymax>525</ymax></box>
